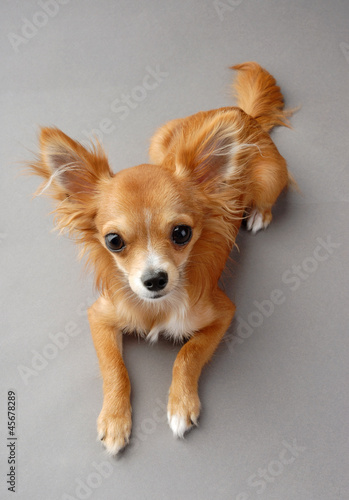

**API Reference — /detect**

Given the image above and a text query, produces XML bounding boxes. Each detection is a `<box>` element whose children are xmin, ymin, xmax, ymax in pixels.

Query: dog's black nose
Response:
<box><xmin>142</xmin><ymin>271</ymin><xmax>168</xmax><ymax>292</ymax></box>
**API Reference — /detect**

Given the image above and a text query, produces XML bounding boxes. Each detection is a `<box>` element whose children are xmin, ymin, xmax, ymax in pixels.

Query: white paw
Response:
<box><xmin>97</xmin><ymin>408</ymin><xmax>132</xmax><ymax>455</ymax></box>
<box><xmin>168</xmin><ymin>412</ymin><xmax>196</xmax><ymax>438</ymax></box>
<box><xmin>247</xmin><ymin>208</ymin><xmax>270</xmax><ymax>234</ymax></box>
<box><xmin>167</xmin><ymin>387</ymin><xmax>200</xmax><ymax>438</ymax></box>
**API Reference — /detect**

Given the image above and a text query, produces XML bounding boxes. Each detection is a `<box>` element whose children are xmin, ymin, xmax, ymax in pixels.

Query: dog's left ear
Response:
<box><xmin>174</xmin><ymin>119</ymin><xmax>243</xmax><ymax>192</ymax></box>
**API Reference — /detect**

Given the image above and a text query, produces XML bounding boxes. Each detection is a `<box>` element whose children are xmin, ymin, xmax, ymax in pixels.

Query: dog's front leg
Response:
<box><xmin>88</xmin><ymin>297</ymin><xmax>131</xmax><ymax>455</ymax></box>
<box><xmin>168</xmin><ymin>290</ymin><xmax>235</xmax><ymax>437</ymax></box>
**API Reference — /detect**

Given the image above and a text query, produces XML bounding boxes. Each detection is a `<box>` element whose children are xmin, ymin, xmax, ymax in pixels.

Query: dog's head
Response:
<box><xmin>94</xmin><ymin>162</ymin><xmax>204</xmax><ymax>302</ymax></box>
<box><xmin>30</xmin><ymin>123</ymin><xmax>244</xmax><ymax>303</ymax></box>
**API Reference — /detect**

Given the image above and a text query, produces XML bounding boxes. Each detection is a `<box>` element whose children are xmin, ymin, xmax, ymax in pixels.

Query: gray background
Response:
<box><xmin>1</xmin><ymin>1</ymin><xmax>349</xmax><ymax>499</ymax></box>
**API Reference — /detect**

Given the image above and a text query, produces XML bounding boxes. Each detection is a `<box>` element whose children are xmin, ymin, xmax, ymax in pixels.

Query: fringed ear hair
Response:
<box><xmin>31</xmin><ymin>127</ymin><xmax>113</xmax><ymax>202</ymax></box>
<box><xmin>174</xmin><ymin>115</ymin><xmax>252</xmax><ymax>193</ymax></box>
<box><xmin>28</xmin><ymin>127</ymin><xmax>114</xmax><ymax>240</ymax></box>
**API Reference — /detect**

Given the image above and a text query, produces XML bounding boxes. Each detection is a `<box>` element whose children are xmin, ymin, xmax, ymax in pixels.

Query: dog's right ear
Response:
<box><xmin>28</xmin><ymin>128</ymin><xmax>114</xmax><ymax>241</ymax></box>
<box><xmin>31</xmin><ymin>127</ymin><xmax>113</xmax><ymax>202</ymax></box>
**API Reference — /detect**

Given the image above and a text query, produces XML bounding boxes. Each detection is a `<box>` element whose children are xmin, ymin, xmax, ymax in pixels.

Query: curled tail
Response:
<box><xmin>231</xmin><ymin>62</ymin><xmax>293</xmax><ymax>132</ymax></box>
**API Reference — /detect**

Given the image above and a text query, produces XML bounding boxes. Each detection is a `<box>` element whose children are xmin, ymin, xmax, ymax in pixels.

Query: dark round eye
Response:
<box><xmin>105</xmin><ymin>233</ymin><xmax>125</xmax><ymax>252</ymax></box>
<box><xmin>171</xmin><ymin>225</ymin><xmax>192</xmax><ymax>246</ymax></box>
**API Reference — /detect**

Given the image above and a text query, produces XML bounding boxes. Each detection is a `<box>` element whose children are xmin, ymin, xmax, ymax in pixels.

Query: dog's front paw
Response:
<box><xmin>97</xmin><ymin>404</ymin><xmax>132</xmax><ymax>455</ymax></box>
<box><xmin>167</xmin><ymin>389</ymin><xmax>201</xmax><ymax>438</ymax></box>
<box><xmin>247</xmin><ymin>208</ymin><xmax>272</xmax><ymax>234</ymax></box>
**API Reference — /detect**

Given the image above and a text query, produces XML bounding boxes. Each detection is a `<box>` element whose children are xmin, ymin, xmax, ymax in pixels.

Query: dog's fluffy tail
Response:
<box><xmin>231</xmin><ymin>62</ymin><xmax>293</xmax><ymax>132</ymax></box>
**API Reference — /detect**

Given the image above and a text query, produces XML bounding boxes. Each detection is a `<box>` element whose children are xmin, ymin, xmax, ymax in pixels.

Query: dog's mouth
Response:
<box><xmin>134</xmin><ymin>285</ymin><xmax>176</xmax><ymax>302</ymax></box>
<box><xmin>140</xmin><ymin>290</ymin><xmax>170</xmax><ymax>302</ymax></box>
<box><xmin>127</xmin><ymin>279</ymin><xmax>172</xmax><ymax>302</ymax></box>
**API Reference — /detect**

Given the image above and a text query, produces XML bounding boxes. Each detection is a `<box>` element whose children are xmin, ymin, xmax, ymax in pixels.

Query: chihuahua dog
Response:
<box><xmin>29</xmin><ymin>62</ymin><xmax>294</xmax><ymax>454</ymax></box>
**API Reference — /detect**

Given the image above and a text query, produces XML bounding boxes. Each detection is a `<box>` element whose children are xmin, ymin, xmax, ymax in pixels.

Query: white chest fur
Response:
<box><xmin>147</xmin><ymin>301</ymin><xmax>196</xmax><ymax>343</ymax></box>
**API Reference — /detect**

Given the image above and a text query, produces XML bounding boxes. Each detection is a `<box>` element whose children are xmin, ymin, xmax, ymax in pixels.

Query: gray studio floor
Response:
<box><xmin>1</xmin><ymin>1</ymin><xmax>349</xmax><ymax>499</ymax></box>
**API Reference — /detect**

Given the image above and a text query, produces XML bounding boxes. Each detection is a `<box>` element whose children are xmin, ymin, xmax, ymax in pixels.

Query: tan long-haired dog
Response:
<box><xmin>29</xmin><ymin>62</ymin><xmax>294</xmax><ymax>454</ymax></box>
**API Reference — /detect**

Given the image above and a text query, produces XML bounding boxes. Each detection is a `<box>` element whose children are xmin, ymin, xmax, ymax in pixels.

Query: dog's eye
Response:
<box><xmin>105</xmin><ymin>233</ymin><xmax>125</xmax><ymax>252</ymax></box>
<box><xmin>171</xmin><ymin>225</ymin><xmax>192</xmax><ymax>246</ymax></box>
